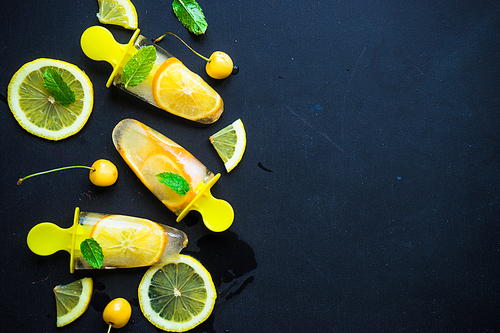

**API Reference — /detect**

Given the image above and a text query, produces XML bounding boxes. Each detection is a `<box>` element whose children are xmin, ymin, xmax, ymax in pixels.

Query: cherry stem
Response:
<box><xmin>17</xmin><ymin>166</ymin><xmax>95</xmax><ymax>185</ymax></box>
<box><xmin>154</xmin><ymin>32</ymin><xmax>211</xmax><ymax>62</ymax></box>
<box><xmin>107</xmin><ymin>323</ymin><xmax>112</xmax><ymax>333</ymax></box>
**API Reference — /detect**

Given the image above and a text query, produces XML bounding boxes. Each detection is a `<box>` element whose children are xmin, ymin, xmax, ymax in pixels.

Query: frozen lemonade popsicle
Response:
<box><xmin>112</xmin><ymin>118</ymin><xmax>234</xmax><ymax>232</ymax></box>
<box><xmin>80</xmin><ymin>26</ymin><xmax>223</xmax><ymax>124</ymax></box>
<box><xmin>27</xmin><ymin>207</ymin><xmax>188</xmax><ymax>273</ymax></box>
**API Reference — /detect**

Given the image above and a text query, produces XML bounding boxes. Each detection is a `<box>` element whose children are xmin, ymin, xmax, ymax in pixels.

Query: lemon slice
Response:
<box><xmin>53</xmin><ymin>277</ymin><xmax>93</xmax><ymax>327</ymax></box>
<box><xmin>138</xmin><ymin>255</ymin><xmax>217</xmax><ymax>332</ymax></box>
<box><xmin>152</xmin><ymin>57</ymin><xmax>223</xmax><ymax>124</ymax></box>
<box><xmin>97</xmin><ymin>0</ymin><xmax>138</xmax><ymax>30</ymax></box>
<box><xmin>90</xmin><ymin>215</ymin><xmax>168</xmax><ymax>268</ymax></box>
<box><xmin>7</xmin><ymin>58</ymin><xmax>94</xmax><ymax>141</ymax></box>
<box><xmin>209</xmin><ymin>118</ymin><xmax>246</xmax><ymax>172</ymax></box>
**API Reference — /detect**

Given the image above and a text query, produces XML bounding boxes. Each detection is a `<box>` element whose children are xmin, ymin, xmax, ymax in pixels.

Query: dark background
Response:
<box><xmin>1</xmin><ymin>0</ymin><xmax>500</xmax><ymax>332</ymax></box>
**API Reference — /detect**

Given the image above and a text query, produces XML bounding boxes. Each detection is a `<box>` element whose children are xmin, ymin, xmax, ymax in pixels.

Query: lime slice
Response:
<box><xmin>138</xmin><ymin>255</ymin><xmax>217</xmax><ymax>332</ymax></box>
<box><xmin>7</xmin><ymin>58</ymin><xmax>94</xmax><ymax>141</ymax></box>
<box><xmin>53</xmin><ymin>277</ymin><xmax>93</xmax><ymax>327</ymax></box>
<box><xmin>97</xmin><ymin>0</ymin><xmax>138</xmax><ymax>30</ymax></box>
<box><xmin>209</xmin><ymin>118</ymin><xmax>246</xmax><ymax>172</ymax></box>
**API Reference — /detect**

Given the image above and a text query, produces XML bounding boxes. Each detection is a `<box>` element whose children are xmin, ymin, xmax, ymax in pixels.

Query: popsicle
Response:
<box><xmin>27</xmin><ymin>207</ymin><xmax>188</xmax><ymax>273</ymax></box>
<box><xmin>112</xmin><ymin>118</ymin><xmax>234</xmax><ymax>232</ymax></box>
<box><xmin>80</xmin><ymin>26</ymin><xmax>223</xmax><ymax>124</ymax></box>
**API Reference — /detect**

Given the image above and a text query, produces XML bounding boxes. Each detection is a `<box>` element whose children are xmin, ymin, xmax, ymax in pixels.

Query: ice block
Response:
<box><xmin>27</xmin><ymin>207</ymin><xmax>188</xmax><ymax>273</ymax></box>
<box><xmin>112</xmin><ymin>118</ymin><xmax>234</xmax><ymax>232</ymax></box>
<box><xmin>80</xmin><ymin>26</ymin><xmax>223</xmax><ymax>124</ymax></box>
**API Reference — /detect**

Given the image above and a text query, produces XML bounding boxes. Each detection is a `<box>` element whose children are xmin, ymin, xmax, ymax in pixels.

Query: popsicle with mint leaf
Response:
<box><xmin>112</xmin><ymin>118</ymin><xmax>234</xmax><ymax>232</ymax></box>
<box><xmin>27</xmin><ymin>207</ymin><xmax>188</xmax><ymax>272</ymax></box>
<box><xmin>81</xmin><ymin>25</ymin><xmax>223</xmax><ymax>124</ymax></box>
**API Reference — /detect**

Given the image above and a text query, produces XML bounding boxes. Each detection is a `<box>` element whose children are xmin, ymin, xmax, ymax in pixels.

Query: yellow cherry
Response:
<box><xmin>206</xmin><ymin>51</ymin><xmax>234</xmax><ymax>79</ymax></box>
<box><xmin>17</xmin><ymin>159</ymin><xmax>118</xmax><ymax>187</ymax></box>
<box><xmin>154</xmin><ymin>33</ymin><xmax>237</xmax><ymax>79</ymax></box>
<box><xmin>103</xmin><ymin>298</ymin><xmax>132</xmax><ymax>331</ymax></box>
<box><xmin>89</xmin><ymin>159</ymin><xmax>118</xmax><ymax>186</ymax></box>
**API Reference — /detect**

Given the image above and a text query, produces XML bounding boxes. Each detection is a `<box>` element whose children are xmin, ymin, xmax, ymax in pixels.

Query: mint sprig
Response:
<box><xmin>80</xmin><ymin>238</ymin><xmax>104</xmax><ymax>269</ymax></box>
<box><xmin>156</xmin><ymin>172</ymin><xmax>190</xmax><ymax>196</ymax></box>
<box><xmin>172</xmin><ymin>0</ymin><xmax>208</xmax><ymax>35</ymax></box>
<box><xmin>43</xmin><ymin>67</ymin><xmax>76</xmax><ymax>107</ymax></box>
<box><xmin>122</xmin><ymin>45</ymin><xmax>157</xmax><ymax>88</ymax></box>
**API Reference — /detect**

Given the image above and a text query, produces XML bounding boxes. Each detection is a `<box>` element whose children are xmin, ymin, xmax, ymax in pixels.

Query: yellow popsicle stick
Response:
<box><xmin>176</xmin><ymin>173</ymin><xmax>234</xmax><ymax>232</ymax></box>
<box><xmin>27</xmin><ymin>207</ymin><xmax>88</xmax><ymax>273</ymax></box>
<box><xmin>80</xmin><ymin>26</ymin><xmax>140</xmax><ymax>87</ymax></box>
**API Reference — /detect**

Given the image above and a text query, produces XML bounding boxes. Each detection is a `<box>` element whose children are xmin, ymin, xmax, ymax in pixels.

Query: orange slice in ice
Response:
<box><xmin>90</xmin><ymin>215</ymin><xmax>167</xmax><ymax>267</ymax></box>
<box><xmin>138</xmin><ymin>154</ymin><xmax>192</xmax><ymax>211</ymax></box>
<box><xmin>152</xmin><ymin>58</ymin><xmax>223</xmax><ymax>124</ymax></box>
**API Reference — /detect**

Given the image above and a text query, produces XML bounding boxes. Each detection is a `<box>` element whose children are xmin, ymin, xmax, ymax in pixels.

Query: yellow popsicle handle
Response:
<box><xmin>27</xmin><ymin>207</ymin><xmax>86</xmax><ymax>273</ymax></box>
<box><xmin>176</xmin><ymin>174</ymin><xmax>234</xmax><ymax>232</ymax></box>
<box><xmin>80</xmin><ymin>26</ymin><xmax>140</xmax><ymax>87</ymax></box>
<box><xmin>27</xmin><ymin>222</ymin><xmax>73</xmax><ymax>256</ymax></box>
<box><xmin>193</xmin><ymin>190</ymin><xmax>234</xmax><ymax>232</ymax></box>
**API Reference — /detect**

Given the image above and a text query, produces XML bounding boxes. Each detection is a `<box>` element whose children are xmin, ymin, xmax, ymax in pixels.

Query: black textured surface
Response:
<box><xmin>1</xmin><ymin>0</ymin><xmax>500</xmax><ymax>332</ymax></box>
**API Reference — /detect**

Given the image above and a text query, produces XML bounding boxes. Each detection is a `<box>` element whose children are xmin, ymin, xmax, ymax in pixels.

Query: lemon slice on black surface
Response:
<box><xmin>138</xmin><ymin>255</ymin><xmax>216</xmax><ymax>332</ymax></box>
<box><xmin>210</xmin><ymin>118</ymin><xmax>246</xmax><ymax>172</ymax></box>
<box><xmin>53</xmin><ymin>277</ymin><xmax>93</xmax><ymax>327</ymax></box>
<box><xmin>97</xmin><ymin>0</ymin><xmax>138</xmax><ymax>29</ymax></box>
<box><xmin>8</xmin><ymin>58</ymin><xmax>93</xmax><ymax>141</ymax></box>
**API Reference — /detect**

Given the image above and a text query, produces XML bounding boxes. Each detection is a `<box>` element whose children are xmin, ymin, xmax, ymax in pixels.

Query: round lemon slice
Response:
<box><xmin>7</xmin><ymin>58</ymin><xmax>94</xmax><ymax>141</ymax></box>
<box><xmin>53</xmin><ymin>277</ymin><xmax>93</xmax><ymax>327</ymax></box>
<box><xmin>138</xmin><ymin>255</ymin><xmax>217</xmax><ymax>332</ymax></box>
<box><xmin>97</xmin><ymin>0</ymin><xmax>138</xmax><ymax>30</ymax></box>
<box><xmin>209</xmin><ymin>118</ymin><xmax>246</xmax><ymax>172</ymax></box>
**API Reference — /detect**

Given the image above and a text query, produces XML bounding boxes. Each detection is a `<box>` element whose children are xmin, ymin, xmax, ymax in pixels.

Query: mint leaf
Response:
<box><xmin>122</xmin><ymin>45</ymin><xmax>157</xmax><ymax>88</ymax></box>
<box><xmin>80</xmin><ymin>238</ymin><xmax>104</xmax><ymax>269</ymax></box>
<box><xmin>156</xmin><ymin>172</ymin><xmax>190</xmax><ymax>196</ymax></box>
<box><xmin>172</xmin><ymin>0</ymin><xmax>208</xmax><ymax>35</ymax></box>
<box><xmin>43</xmin><ymin>67</ymin><xmax>76</xmax><ymax>107</ymax></box>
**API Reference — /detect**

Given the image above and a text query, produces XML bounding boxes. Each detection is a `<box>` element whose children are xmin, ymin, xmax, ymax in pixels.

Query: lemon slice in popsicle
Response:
<box><xmin>89</xmin><ymin>214</ymin><xmax>168</xmax><ymax>267</ymax></box>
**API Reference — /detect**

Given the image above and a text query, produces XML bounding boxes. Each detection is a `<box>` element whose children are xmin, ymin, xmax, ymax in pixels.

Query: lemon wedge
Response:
<box><xmin>53</xmin><ymin>277</ymin><xmax>93</xmax><ymax>327</ymax></box>
<box><xmin>209</xmin><ymin>118</ymin><xmax>246</xmax><ymax>172</ymax></box>
<box><xmin>7</xmin><ymin>58</ymin><xmax>93</xmax><ymax>141</ymax></box>
<box><xmin>97</xmin><ymin>0</ymin><xmax>138</xmax><ymax>30</ymax></box>
<box><xmin>138</xmin><ymin>255</ymin><xmax>217</xmax><ymax>332</ymax></box>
